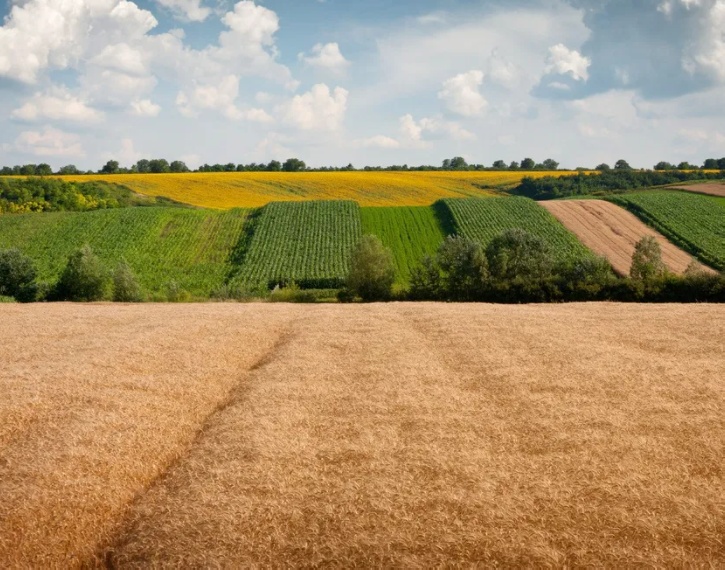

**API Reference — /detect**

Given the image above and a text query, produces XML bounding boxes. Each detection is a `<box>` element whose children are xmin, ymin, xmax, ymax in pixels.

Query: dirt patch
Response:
<box><xmin>540</xmin><ymin>199</ymin><xmax>713</xmax><ymax>275</ymax></box>
<box><xmin>673</xmin><ymin>183</ymin><xmax>725</xmax><ymax>198</ymax></box>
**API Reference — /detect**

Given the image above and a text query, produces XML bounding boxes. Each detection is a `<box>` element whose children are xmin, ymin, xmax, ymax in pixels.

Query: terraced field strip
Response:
<box><xmin>0</xmin><ymin>207</ymin><xmax>249</xmax><ymax>296</ymax></box>
<box><xmin>360</xmin><ymin>206</ymin><xmax>446</xmax><ymax>284</ymax></box>
<box><xmin>52</xmin><ymin>171</ymin><xmax>585</xmax><ymax>209</ymax></box>
<box><xmin>237</xmin><ymin>200</ymin><xmax>362</xmax><ymax>288</ymax></box>
<box><xmin>673</xmin><ymin>183</ymin><xmax>725</xmax><ymax>198</ymax></box>
<box><xmin>610</xmin><ymin>190</ymin><xmax>725</xmax><ymax>271</ymax></box>
<box><xmin>540</xmin><ymin>200</ymin><xmax>712</xmax><ymax>276</ymax></box>
<box><xmin>443</xmin><ymin>196</ymin><xmax>593</xmax><ymax>262</ymax></box>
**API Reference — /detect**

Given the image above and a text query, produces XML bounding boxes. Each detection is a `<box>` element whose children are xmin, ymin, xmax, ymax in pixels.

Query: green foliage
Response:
<box><xmin>112</xmin><ymin>260</ymin><xmax>143</xmax><ymax>302</ymax></box>
<box><xmin>0</xmin><ymin>248</ymin><xmax>38</xmax><ymax>302</ymax></box>
<box><xmin>441</xmin><ymin>197</ymin><xmax>592</xmax><ymax>264</ymax></box>
<box><xmin>268</xmin><ymin>282</ymin><xmax>319</xmax><ymax>303</ymax></box>
<box><xmin>0</xmin><ymin>207</ymin><xmax>249</xmax><ymax>297</ymax></box>
<box><xmin>346</xmin><ymin>235</ymin><xmax>396</xmax><ymax>301</ymax></box>
<box><xmin>630</xmin><ymin>236</ymin><xmax>667</xmax><ymax>280</ymax></box>
<box><xmin>54</xmin><ymin>245</ymin><xmax>109</xmax><ymax>301</ymax></box>
<box><xmin>486</xmin><ymin>228</ymin><xmax>553</xmax><ymax>281</ymax></box>
<box><xmin>436</xmin><ymin>235</ymin><xmax>488</xmax><ymax>301</ymax></box>
<box><xmin>609</xmin><ymin>191</ymin><xmax>725</xmax><ymax>271</ymax></box>
<box><xmin>360</xmin><ymin>206</ymin><xmax>446</xmax><ymax>285</ymax></box>
<box><xmin>409</xmin><ymin>255</ymin><xmax>443</xmax><ymax>300</ymax></box>
<box><xmin>164</xmin><ymin>280</ymin><xmax>191</xmax><ymax>302</ymax></box>
<box><xmin>237</xmin><ymin>201</ymin><xmax>362</xmax><ymax>289</ymax></box>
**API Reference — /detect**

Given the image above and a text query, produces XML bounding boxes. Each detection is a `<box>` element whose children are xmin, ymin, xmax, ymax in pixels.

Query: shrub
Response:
<box><xmin>408</xmin><ymin>254</ymin><xmax>442</xmax><ymax>300</ymax></box>
<box><xmin>54</xmin><ymin>245</ymin><xmax>109</xmax><ymax>301</ymax></box>
<box><xmin>112</xmin><ymin>260</ymin><xmax>143</xmax><ymax>302</ymax></box>
<box><xmin>486</xmin><ymin>228</ymin><xmax>553</xmax><ymax>281</ymax></box>
<box><xmin>0</xmin><ymin>248</ymin><xmax>38</xmax><ymax>302</ymax></box>
<box><xmin>165</xmin><ymin>280</ymin><xmax>191</xmax><ymax>302</ymax></box>
<box><xmin>346</xmin><ymin>235</ymin><xmax>396</xmax><ymax>301</ymax></box>
<box><xmin>436</xmin><ymin>236</ymin><xmax>488</xmax><ymax>301</ymax></box>
<box><xmin>630</xmin><ymin>236</ymin><xmax>666</xmax><ymax>280</ymax></box>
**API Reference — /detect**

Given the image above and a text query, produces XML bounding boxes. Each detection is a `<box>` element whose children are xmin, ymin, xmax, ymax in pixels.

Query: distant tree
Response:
<box><xmin>0</xmin><ymin>167</ymin><xmax>12</xmax><ymax>175</ymax></box>
<box><xmin>542</xmin><ymin>158</ymin><xmax>559</xmax><ymax>170</ymax></box>
<box><xmin>654</xmin><ymin>161</ymin><xmax>674</xmax><ymax>171</ymax></box>
<box><xmin>435</xmin><ymin>235</ymin><xmax>488</xmax><ymax>301</ymax></box>
<box><xmin>0</xmin><ymin>248</ymin><xmax>38</xmax><ymax>302</ymax></box>
<box><xmin>630</xmin><ymin>236</ymin><xmax>666</xmax><ymax>281</ymax></box>
<box><xmin>266</xmin><ymin>160</ymin><xmax>282</xmax><ymax>172</ymax></box>
<box><xmin>718</xmin><ymin>158</ymin><xmax>725</xmax><ymax>169</ymax></box>
<box><xmin>442</xmin><ymin>158</ymin><xmax>452</xmax><ymax>169</ymax></box>
<box><xmin>677</xmin><ymin>161</ymin><xmax>695</xmax><ymax>170</ymax></box>
<box><xmin>282</xmin><ymin>158</ymin><xmax>306</xmax><ymax>172</ymax></box>
<box><xmin>492</xmin><ymin>160</ymin><xmax>507</xmax><ymax>169</ymax></box>
<box><xmin>520</xmin><ymin>158</ymin><xmax>536</xmax><ymax>170</ymax></box>
<box><xmin>112</xmin><ymin>260</ymin><xmax>143</xmax><ymax>302</ymax></box>
<box><xmin>702</xmin><ymin>158</ymin><xmax>718</xmax><ymax>169</ymax></box>
<box><xmin>54</xmin><ymin>245</ymin><xmax>109</xmax><ymax>301</ymax></box>
<box><xmin>58</xmin><ymin>164</ymin><xmax>80</xmax><ymax>175</ymax></box>
<box><xmin>346</xmin><ymin>235</ymin><xmax>396</xmax><ymax>301</ymax></box>
<box><xmin>36</xmin><ymin>163</ymin><xmax>53</xmax><ymax>176</ymax></box>
<box><xmin>169</xmin><ymin>160</ymin><xmax>189</xmax><ymax>173</ymax></box>
<box><xmin>449</xmin><ymin>156</ymin><xmax>468</xmax><ymax>170</ymax></box>
<box><xmin>134</xmin><ymin>159</ymin><xmax>151</xmax><ymax>173</ymax></box>
<box><xmin>614</xmin><ymin>159</ymin><xmax>632</xmax><ymax>170</ymax></box>
<box><xmin>409</xmin><ymin>255</ymin><xmax>442</xmax><ymax>300</ymax></box>
<box><xmin>148</xmin><ymin>159</ymin><xmax>170</xmax><ymax>173</ymax></box>
<box><xmin>101</xmin><ymin>160</ymin><xmax>120</xmax><ymax>174</ymax></box>
<box><xmin>486</xmin><ymin>228</ymin><xmax>553</xmax><ymax>281</ymax></box>
<box><xmin>20</xmin><ymin>164</ymin><xmax>37</xmax><ymax>175</ymax></box>
<box><xmin>595</xmin><ymin>163</ymin><xmax>611</xmax><ymax>171</ymax></box>
<box><xmin>509</xmin><ymin>161</ymin><xmax>520</xmax><ymax>170</ymax></box>
<box><xmin>223</xmin><ymin>162</ymin><xmax>236</xmax><ymax>172</ymax></box>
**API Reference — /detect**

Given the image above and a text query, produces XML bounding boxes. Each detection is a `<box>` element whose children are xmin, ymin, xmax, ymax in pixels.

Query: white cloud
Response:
<box><xmin>129</xmin><ymin>99</ymin><xmax>161</xmax><ymax>117</ymax></box>
<box><xmin>14</xmin><ymin>127</ymin><xmax>84</xmax><ymax>157</ymax></box>
<box><xmin>11</xmin><ymin>89</ymin><xmax>104</xmax><ymax>123</ymax></box>
<box><xmin>154</xmin><ymin>0</ymin><xmax>210</xmax><ymax>22</ymax></box>
<box><xmin>299</xmin><ymin>43</ymin><xmax>350</xmax><ymax>74</ymax></box>
<box><xmin>685</xmin><ymin>0</ymin><xmax>725</xmax><ymax>81</ymax></box>
<box><xmin>396</xmin><ymin>113</ymin><xmax>475</xmax><ymax>148</ymax></box>
<box><xmin>545</xmin><ymin>44</ymin><xmax>591</xmax><ymax>81</ymax></box>
<box><xmin>280</xmin><ymin>84</ymin><xmax>348</xmax><ymax>131</ymax></box>
<box><xmin>360</xmin><ymin>135</ymin><xmax>401</xmax><ymax>149</ymax></box>
<box><xmin>438</xmin><ymin>70</ymin><xmax>488</xmax><ymax>117</ymax></box>
<box><xmin>176</xmin><ymin>76</ymin><xmax>272</xmax><ymax>121</ymax></box>
<box><xmin>103</xmin><ymin>137</ymin><xmax>141</xmax><ymax>165</ymax></box>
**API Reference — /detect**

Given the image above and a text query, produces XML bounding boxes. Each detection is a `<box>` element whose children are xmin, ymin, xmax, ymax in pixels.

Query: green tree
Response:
<box><xmin>702</xmin><ymin>158</ymin><xmax>718</xmax><ymax>169</ymax></box>
<box><xmin>266</xmin><ymin>160</ymin><xmax>282</xmax><ymax>171</ymax></box>
<box><xmin>282</xmin><ymin>158</ymin><xmax>306</xmax><ymax>172</ymax></box>
<box><xmin>542</xmin><ymin>158</ymin><xmax>559</xmax><ymax>170</ymax></box>
<box><xmin>134</xmin><ymin>159</ymin><xmax>151</xmax><ymax>173</ymax></box>
<box><xmin>112</xmin><ymin>260</ymin><xmax>143</xmax><ymax>302</ymax></box>
<box><xmin>435</xmin><ymin>235</ymin><xmax>488</xmax><ymax>301</ymax></box>
<box><xmin>54</xmin><ymin>245</ymin><xmax>109</xmax><ymax>301</ymax></box>
<box><xmin>520</xmin><ymin>157</ymin><xmax>536</xmax><ymax>170</ymax></box>
<box><xmin>614</xmin><ymin>159</ymin><xmax>632</xmax><ymax>170</ymax></box>
<box><xmin>169</xmin><ymin>160</ymin><xmax>189</xmax><ymax>173</ymax></box>
<box><xmin>630</xmin><ymin>236</ymin><xmax>666</xmax><ymax>280</ymax></box>
<box><xmin>595</xmin><ymin>163</ymin><xmax>611</xmax><ymax>171</ymax></box>
<box><xmin>0</xmin><ymin>248</ymin><xmax>38</xmax><ymax>302</ymax></box>
<box><xmin>654</xmin><ymin>161</ymin><xmax>674</xmax><ymax>171</ymax></box>
<box><xmin>148</xmin><ymin>159</ymin><xmax>170</xmax><ymax>173</ymax></box>
<box><xmin>58</xmin><ymin>164</ymin><xmax>80</xmax><ymax>174</ymax></box>
<box><xmin>409</xmin><ymin>254</ymin><xmax>442</xmax><ymax>300</ymax></box>
<box><xmin>449</xmin><ymin>156</ymin><xmax>468</xmax><ymax>170</ymax></box>
<box><xmin>486</xmin><ymin>228</ymin><xmax>553</xmax><ymax>281</ymax></box>
<box><xmin>346</xmin><ymin>235</ymin><xmax>396</xmax><ymax>301</ymax></box>
<box><xmin>492</xmin><ymin>160</ymin><xmax>507</xmax><ymax>169</ymax></box>
<box><xmin>101</xmin><ymin>160</ymin><xmax>120</xmax><ymax>174</ymax></box>
<box><xmin>36</xmin><ymin>163</ymin><xmax>53</xmax><ymax>175</ymax></box>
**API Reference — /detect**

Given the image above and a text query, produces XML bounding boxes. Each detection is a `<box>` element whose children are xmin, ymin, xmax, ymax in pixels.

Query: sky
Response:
<box><xmin>1</xmin><ymin>0</ymin><xmax>724</xmax><ymax>170</ymax></box>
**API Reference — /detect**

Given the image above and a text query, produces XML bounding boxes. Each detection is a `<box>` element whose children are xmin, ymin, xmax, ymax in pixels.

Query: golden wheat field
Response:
<box><xmin>57</xmin><ymin>171</ymin><xmax>577</xmax><ymax>208</ymax></box>
<box><xmin>1</xmin><ymin>303</ymin><xmax>723</xmax><ymax>568</ymax></box>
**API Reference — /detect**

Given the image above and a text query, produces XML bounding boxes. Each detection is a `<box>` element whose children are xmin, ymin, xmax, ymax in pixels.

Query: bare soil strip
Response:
<box><xmin>540</xmin><ymin>199</ymin><xmax>712</xmax><ymax>275</ymax></box>
<box><xmin>674</xmin><ymin>183</ymin><xmax>725</xmax><ymax>197</ymax></box>
<box><xmin>0</xmin><ymin>304</ymin><xmax>299</xmax><ymax>568</ymax></box>
<box><xmin>89</xmin><ymin>303</ymin><xmax>724</xmax><ymax>568</ymax></box>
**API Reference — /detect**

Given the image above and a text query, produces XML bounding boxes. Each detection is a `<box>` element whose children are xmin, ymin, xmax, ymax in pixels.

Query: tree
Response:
<box><xmin>654</xmin><ymin>161</ymin><xmax>674</xmax><ymax>171</ymax></box>
<box><xmin>509</xmin><ymin>161</ymin><xmax>520</xmax><ymax>170</ymax></box>
<box><xmin>486</xmin><ymin>228</ymin><xmax>553</xmax><ymax>281</ymax></box>
<box><xmin>718</xmin><ymin>157</ymin><xmax>725</xmax><ymax>169</ymax></box>
<box><xmin>542</xmin><ymin>158</ymin><xmax>559</xmax><ymax>170</ymax></box>
<box><xmin>0</xmin><ymin>248</ymin><xmax>38</xmax><ymax>302</ymax></box>
<box><xmin>266</xmin><ymin>160</ymin><xmax>282</xmax><ymax>172</ymax></box>
<box><xmin>134</xmin><ymin>159</ymin><xmax>151</xmax><ymax>173</ymax></box>
<box><xmin>169</xmin><ymin>160</ymin><xmax>189</xmax><ymax>173</ymax></box>
<box><xmin>101</xmin><ymin>160</ymin><xmax>120</xmax><ymax>174</ymax></box>
<box><xmin>595</xmin><ymin>163</ymin><xmax>611</xmax><ymax>171</ymax></box>
<box><xmin>409</xmin><ymin>255</ymin><xmax>442</xmax><ymax>300</ymax></box>
<box><xmin>148</xmin><ymin>159</ymin><xmax>170</xmax><ymax>173</ymax></box>
<box><xmin>282</xmin><ymin>158</ymin><xmax>306</xmax><ymax>172</ymax></box>
<box><xmin>702</xmin><ymin>158</ymin><xmax>718</xmax><ymax>169</ymax></box>
<box><xmin>492</xmin><ymin>160</ymin><xmax>507</xmax><ymax>169</ymax></box>
<box><xmin>112</xmin><ymin>260</ymin><xmax>143</xmax><ymax>302</ymax></box>
<box><xmin>630</xmin><ymin>236</ymin><xmax>666</xmax><ymax>281</ymax></box>
<box><xmin>346</xmin><ymin>235</ymin><xmax>396</xmax><ymax>301</ymax></box>
<box><xmin>435</xmin><ymin>235</ymin><xmax>488</xmax><ymax>301</ymax></box>
<box><xmin>614</xmin><ymin>159</ymin><xmax>632</xmax><ymax>170</ymax></box>
<box><xmin>58</xmin><ymin>164</ymin><xmax>80</xmax><ymax>175</ymax></box>
<box><xmin>520</xmin><ymin>158</ymin><xmax>536</xmax><ymax>170</ymax></box>
<box><xmin>36</xmin><ymin>163</ymin><xmax>53</xmax><ymax>175</ymax></box>
<box><xmin>20</xmin><ymin>164</ymin><xmax>37</xmax><ymax>175</ymax></box>
<box><xmin>54</xmin><ymin>245</ymin><xmax>109</xmax><ymax>301</ymax></box>
<box><xmin>449</xmin><ymin>156</ymin><xmax>468</xmax><ymax>170</ymax></box>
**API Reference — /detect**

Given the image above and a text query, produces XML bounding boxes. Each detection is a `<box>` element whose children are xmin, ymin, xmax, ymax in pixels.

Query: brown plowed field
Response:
<box><xmin>674</xmin><ymin>183</ymin><xmax>725</xmax><ymax>197</ymax></box>
<box><xmin>1</xmin><ymin>303</ymin><xmax>724</xmax><ymax>568</ymax></box>
<box><xmin>540</xmin><ymin>199</ymin><xmax>712</xmax><ymax>275</ymax></box>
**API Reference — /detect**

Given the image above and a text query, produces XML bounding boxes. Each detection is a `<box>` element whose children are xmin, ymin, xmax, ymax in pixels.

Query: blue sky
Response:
<box><xmin>1</xmin><ymin>0</ymin><xmax>725</xmax><ymax>170</ymax></box>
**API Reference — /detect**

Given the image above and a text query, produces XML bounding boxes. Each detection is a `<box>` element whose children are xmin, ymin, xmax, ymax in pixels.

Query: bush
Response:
<box><xmin>346</xmin><ymin>235</ymin><xmax>396</xmax><ymax>301</ymax></box>
<box><xmin>486</xmin><ymin>228</ymin><xmax>553</xmax><ymax>281</ymax></box>
<box><xmin>112</xmin><ymin>260</ymin><xmax>143</xmax><ymax>302</ymax></box>
<box><xmin>436</xmin><ymin>236</ymin><xmax>488</xmax><ymax>301</ymax></box>
<box><xmin>54</xmin><ymin>245</ymin><xmax>109</xmax><ymax>301</ymax></box>
<box><xmin>165</xmin><ymin>280</ymin><xmax>191</xmax><ymax>302</ymax></box>
<box><xmin>630</xmin><ymin>236</ymin><xmax>666</xmax><ymax>280</ymax></box>
<box><xmin>0</xmin><ymin>248</ymin><xmax>38</xmax><ymax>302</ymax></box>
<box><xmin>409</xmin><ymin>254</ymin><xmax>442</xmax><ymax>300</ymax></box>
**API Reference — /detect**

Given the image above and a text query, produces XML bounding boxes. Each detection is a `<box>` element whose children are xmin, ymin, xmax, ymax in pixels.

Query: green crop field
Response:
<box><xmin>0</xmin><ymin>207</ymin><xmax>248</xmax><ymax>296</ymax></box>
<box><xmin>236</xmin><ymin>200</ymin><xmax>362</xmax><ymax>288</ymax></box>
<box><xmin>610</xmin><ymin>191</ymin><xmax>725</xmax><ymax>271</ymax></box>
<box><xmin>441</xmin><ymin>197</ymin><xmax>593</xmax><ymax>262</ymax></box>
<box><xmin>360</xmin><ymin>206</ymin><xmax>446</xmax><ymax>285</ymax></box>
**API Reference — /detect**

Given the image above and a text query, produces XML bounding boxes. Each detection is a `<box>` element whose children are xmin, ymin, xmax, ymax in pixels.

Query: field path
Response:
<box><xmin>673</xmin><ymin>183</ymin><xmax>725</xmax><ymax>198</ymax></box>
<box><xmin>540</xmin><ymin>199</ymin><xmax>712</xmax><ymax>275</ymax></box>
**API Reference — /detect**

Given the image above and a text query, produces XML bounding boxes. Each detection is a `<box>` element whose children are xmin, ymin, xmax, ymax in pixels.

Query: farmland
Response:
<box><xmin>360</xmin><ymin>206</ymin><xmax>446</xmax><ymax>284</ymax></box>
<box><xmin>0</xmin><ymin>207</ymin><xmax>248</xmax><ymax>296</ymax></box>
<box><xmin>1</xmin><ymin>303</ymin><xmax>723</xmax><ymax>567</ymax></box>
<box><xmin>235</xmin><ymin>200</ymin><xmax>362</xmax><ymax>288</ymax></box>
<box><xmin>610</xmin><ymin>191</ymin><xmax>725</xmax><ymax>271</ymax></box>
<box><xmin>53</xmin><ymin>171</ymin><xmax>578</xmax><ymax>209</ymax></box>
<box><xmin>442</xmin><ymin>197</ymin><xmax>594</xmax><ymax>262</ymax></box>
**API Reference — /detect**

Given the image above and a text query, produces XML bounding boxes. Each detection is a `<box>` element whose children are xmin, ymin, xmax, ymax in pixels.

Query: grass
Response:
<box><xmin>50</xmin><ymin>171</ymin><xmax>582</xmax><ymax>209</ymax></box>
<box><xmin>609</xmin><ymin>190</ymin><xmax>725</xmax><ymax>271</ymax></box>
<box><xmin>235</xmin><ymin>200</ymin><xmax>362</xmax><ymax>288</ymax></box>
<box><xmin>442</xmin><ymin>196</ymin><xmax>594</xmax><ymax>262</ymax></box>
<box><xmin>360</xmin><ymin>206</ymin><xmax>446</xmax><ymax>285</ymax></box>
<box><xmin>1</xmin><ymin>303</ymin><xmax>723</xmax><ymax>567</ymax></box>
<box><xmin>0</xmin><ymin>207</ymin><xmax>249</xmax><ymax>297</ymax></box>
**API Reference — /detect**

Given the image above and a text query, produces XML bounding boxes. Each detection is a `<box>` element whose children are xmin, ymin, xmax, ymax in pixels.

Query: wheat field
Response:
<box><xmin>56</xmin><ymin>171</ymin><xmax>576</xmax><ymax>208</ymax></box>
<box><xmin>1</xmin><ymin>303</ymin><xmax>723</xmax><ymax>567</ymax></box>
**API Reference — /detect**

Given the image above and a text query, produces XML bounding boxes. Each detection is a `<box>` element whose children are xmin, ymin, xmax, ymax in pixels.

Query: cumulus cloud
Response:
<box><xmin>359</xmin><ymin>135</ymin><xmax>401</xmax><ymax>149</ymax></box>
<box><xmin>280</xmin><ymin>84</ymin><xmax>348</xmax><ymax>131</ymax></box>
<box><xmin>394</xmin><ymin>114</ymin><xmax>475</xmax><ymax>148</ymax></box>
<box><xmin>154</xmin><ymin>0</ymin><xmax>210</xmax><ymax>22</ymax></box>
<box><xmin>545</xmin><ymin>44</ymin><xmax>590</xmax><ymax>81</ymax></box>
<box><xmin>11</xmin><ymin>89</ymin><xmax>104</xmax><ymax>123</ymax></box>
<box><xmin>14</xmin><ymin>127</ymin><xmax>84</xmax><ymax>157</ymax></box>
<box><xmin>176</xmin><ymin>75</ymin><xmax>273</xmax><ymax>121</ymax></box>
<box><xmin>129</xmin><ymin>99</ymin><xmax>161</xmax><ymax>117</ymax></box>
<box><xmin>299</xmin><ymin>43</ymin><xmax>350</xmax><ymax>74</ymax></box>
<box><xmin>438</xmin><ymin>70</ymin><xmax>488</xmax><ymax>117</ymax></box>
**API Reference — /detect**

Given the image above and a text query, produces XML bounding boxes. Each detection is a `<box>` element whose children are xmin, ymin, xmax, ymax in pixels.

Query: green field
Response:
<box><xmin>236</xmin><ymin>200</ymin><xmax>362</xmax><ymax>288</ymax></box>
<box><xmin>0</xmin><ymin>207</ymin><xmax>248</xmax><ymax>296</ymax></box>
<box><xmin>441</xmin><ymin>197</ymin><xmax>593</xmax><ymax>262</ymax></box>
<box><xmin>360</xmin><ymin>206</ymin><xmax>446</xmax><ymax>284</ymax></box>
<box><xmin>610</xmin><ymin>191</ymin><xmax>725</xmax><ymax>270</ymax></box>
